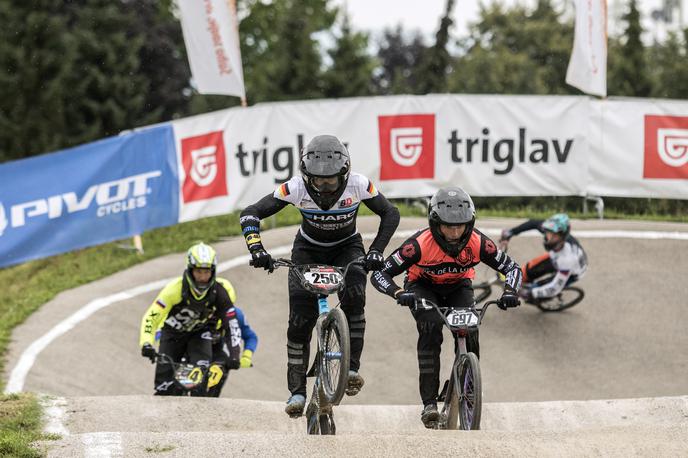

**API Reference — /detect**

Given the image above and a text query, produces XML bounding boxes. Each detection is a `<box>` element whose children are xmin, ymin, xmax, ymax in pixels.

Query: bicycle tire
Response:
<box><xmin>319</xmin><ymin>413</ymin><xmax>336</xmax><ymax>435</ymax></box>
<box><xmin>443</xmin><ymin>359</ymin><xmax>461</xmax><ymax>430</ymax></box>
<box><xmin>306</xmin><ymin>398</ymin><xmax>319</xmax><ymax>435</ymax></box>
<box><xmin>473</xmin><ymin>284</ymin><xmax>492</xmax><ymax>304</ymax></box>
<box><xmin>319</xmin><ymin>307</ymin><xmax>350</xmax><ymax>405</ymax></box>
<box><xmin>458</xmin><ymin>352</ymin><xmax>482</xmax><ymax>430</ymax></box>
<box><xmin>532</xmin><ymin>286</ymin><xmax>585</xmax><ymax>312</ymax></box>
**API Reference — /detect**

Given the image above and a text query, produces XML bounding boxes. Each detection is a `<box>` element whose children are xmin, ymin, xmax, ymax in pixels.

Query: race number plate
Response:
<box><xmin>304</xmin><ymin>267</ymin><xmax>343</xmax><ymax>289</ymax></box>
<box><xmin>446</xmin><ymin>309</ymin><xmax>479</xmax><ymax>327</ymax></box>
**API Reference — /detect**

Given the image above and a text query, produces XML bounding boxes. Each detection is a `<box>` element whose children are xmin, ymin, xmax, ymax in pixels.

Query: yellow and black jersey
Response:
<box><xmin>139</xmin><ymin>277</ymin><xmax>241</xmax><ymax>362</ymax></box>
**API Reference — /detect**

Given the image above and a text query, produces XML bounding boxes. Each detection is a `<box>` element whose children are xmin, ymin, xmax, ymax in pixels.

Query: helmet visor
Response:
<box><xmin>311</xmin><ymin>176</ymin><xmax>340</xmax><ymax>193</ymax></box>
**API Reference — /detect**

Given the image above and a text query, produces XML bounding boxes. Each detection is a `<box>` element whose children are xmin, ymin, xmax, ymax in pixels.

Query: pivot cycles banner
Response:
<box><xmin>0</xmin><ymin>125</ymin><xmax>178</xmax><ymax>268</ymax></box>
<box><xmin>2</xmin><ymin>94</ymin><xmax>687</xmax><ymax>267</ymax></box>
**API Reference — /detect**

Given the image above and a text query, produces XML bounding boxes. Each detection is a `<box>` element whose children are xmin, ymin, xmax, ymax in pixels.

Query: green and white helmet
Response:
<box><xmin>542</xmin><ymin>213</ymin><xmax>570</xmax><ymax>250</ymax></box>
<box><xmin>185</xmin><ymin>242</ymin><xmax>217</xmax><ymax>297</ymax></box>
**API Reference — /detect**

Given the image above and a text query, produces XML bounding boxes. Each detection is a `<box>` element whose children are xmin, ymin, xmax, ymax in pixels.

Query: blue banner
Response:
<box><xmin>0</xmin><ymin>125</ymin><xmax>179</xmax><ymax>268</ymax></box>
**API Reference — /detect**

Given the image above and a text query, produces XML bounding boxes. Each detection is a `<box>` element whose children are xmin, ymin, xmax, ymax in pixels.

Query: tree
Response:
<box><xmin>238</xmin><ymin>0</ymin><xmax>338</xmax><ymax>103</ymax></box>
<box><xmin>608</xmin><ymin>0</ymin><xmax>652</xmax><ymax>96</ymax></box>
<box><xmin>449</xmin><ymin>0</ymin><xmax>574</xmax><ymax>95</ymax></box>
<box><xmin>373</xmin><ymin>26</ymin><xmax>427</xmax><ymax>94</ymax></box>
<box><xmin>126</xmin><ymin>0</ymin><xmax>193</xmax><ymax>122</ymax></box>
<box><xmin>648</xmin><ymin>29</ymin><xmax>688</xmax><ymax>99</ymax></box>
<box><xmin>0</xmin><ymin>0</ymin><xmax>152</xmax><ymax>161</ymax></box>
<box><xmin>321</xmin><ymin>14</ymin><xmax>375</xmax><ymax>98</ymax></box>
<box><xmin>415</xmin><ymin>0</ymin><xmax>455</xmax><ymax>94</ymax></box>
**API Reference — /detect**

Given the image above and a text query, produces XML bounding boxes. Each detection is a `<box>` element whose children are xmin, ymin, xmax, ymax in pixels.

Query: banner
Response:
<box><xmin>566</xmin><ymin>0</ymin><xmax>607</xmax><ymax>97</ymax></box>
<box><xmin>177</xmin><ymin>0</ymin><xmax>245</xmax><ymax>97</ymax></box>
<box><xmin>2</xmin><ymin>94</ymin><xmax>688</xmax><ymax>268</ymax></box>
<box><xmin>587</xmin><ymin>98</ymin><xmax>688</xmax><ymax>198</ymax></box>
<box><xmin>0</xmin><ymin>126</ymin><xmax>179</xmax><ymax>268</ymax></box>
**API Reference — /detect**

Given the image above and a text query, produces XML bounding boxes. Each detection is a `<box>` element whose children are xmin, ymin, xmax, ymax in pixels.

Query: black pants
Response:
<box><xmin>287</xmin><ymin>233</ymin><xmax>367</xmax><ymax>397</ymax></box>
<box><xmin>407</xmin><ymin>280</ymin><xmax>479</xmax><ymax>406</ymax></box>
<box><xmin>154</xmin><ymin>328</ymin><xmax>212</xmax><ymax>396</ymax></box>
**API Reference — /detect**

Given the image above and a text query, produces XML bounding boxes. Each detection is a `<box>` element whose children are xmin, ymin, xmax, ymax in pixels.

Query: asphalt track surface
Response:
<box><xmin>5</xmin><ymin>217</ymin><xmax>688</xmax><ymax>456</ymax></box>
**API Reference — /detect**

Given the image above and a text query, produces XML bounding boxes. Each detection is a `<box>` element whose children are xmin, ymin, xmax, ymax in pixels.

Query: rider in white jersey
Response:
<box><xmin>500</xmin><ymin>213</ymin><xmax>587</xmax><ymax>300</ymax></box>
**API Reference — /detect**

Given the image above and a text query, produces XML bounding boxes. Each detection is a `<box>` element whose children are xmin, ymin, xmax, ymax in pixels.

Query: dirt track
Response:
<box><xmin>5</xmin><ymin>217</ymin><xmax>688</xmax><ymax>456</ymax></box>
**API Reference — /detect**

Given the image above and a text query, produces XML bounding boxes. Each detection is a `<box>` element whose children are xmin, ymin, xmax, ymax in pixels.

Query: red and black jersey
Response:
<box><xmin>371</xmin><ymin>227</ymin><xmax>522</xmax><ymax>298</ymax></box>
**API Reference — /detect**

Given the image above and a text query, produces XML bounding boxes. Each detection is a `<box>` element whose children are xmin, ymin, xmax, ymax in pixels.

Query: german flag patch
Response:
<box><xmin>367</xmin><ymin>180</ymin><xmax>377</xmax><ymax>195</ymax></box>
<box><xmin>278</xmin><ymin>182</ymin><xmax>290</xmax><ymax>197</ymax></box>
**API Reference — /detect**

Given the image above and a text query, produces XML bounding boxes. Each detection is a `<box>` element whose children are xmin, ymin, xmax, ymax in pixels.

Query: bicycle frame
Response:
<box><xmin>272</xmin><ymin>256</ymin><xmax>364</xmax><ymax>435</ymax></box>
<box><xmin>415</xmin><ymin>298</ymin><xmax>499</xmax><ymax>430</ymax></box>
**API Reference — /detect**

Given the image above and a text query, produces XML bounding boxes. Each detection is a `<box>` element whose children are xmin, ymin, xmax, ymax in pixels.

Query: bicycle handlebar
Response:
<box><xmin>413</xmin><ymin>298</ymin><xmax>502</xmax><ymax>328</ymax></box>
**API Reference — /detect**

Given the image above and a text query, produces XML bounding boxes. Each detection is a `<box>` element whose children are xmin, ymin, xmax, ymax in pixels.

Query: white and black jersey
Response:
<box><xmin>240</xmin><ymin>173</ymin><xmax>400</xmax><ymax>251</ymax></box>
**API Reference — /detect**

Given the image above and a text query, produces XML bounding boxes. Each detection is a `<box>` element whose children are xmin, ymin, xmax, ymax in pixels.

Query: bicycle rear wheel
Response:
<box><xmin>319</xmin><ymin>307</ymin><xmax>350</xmax><ymax>405</ymax></box>
<box><xmin>443</xmin><ymin>360</ymin><xmax>461</xmax><ymax>430</ymax></box>
<box><xmin>458</xmin><ymin>352</ymin><xmax>482</xmax><ymax>430</ymax></box>
<box><xmin>532</xmin><ymin>286</ymin><xmax>584</xmax><ymax>312</ymax></box>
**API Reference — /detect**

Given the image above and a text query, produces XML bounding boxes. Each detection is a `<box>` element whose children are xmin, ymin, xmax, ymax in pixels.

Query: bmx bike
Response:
<box><xmin>473</xmin><ymin>272</ymin><xmax>584</xmax><ymax>312</ymax></box>
<box><xmin>413</xmin><ymin>298</ymin><xmax>501</xmax><ymax>430</ymax></box>
<box><xmin>272</xmin><ymin>256</ymin><xmax>365</xmax><ymax>435</ymax></box>
<box><xmin>154</xmin><ymin>353</ymin><xmax>206</xmax><ymax>396</ymax></box>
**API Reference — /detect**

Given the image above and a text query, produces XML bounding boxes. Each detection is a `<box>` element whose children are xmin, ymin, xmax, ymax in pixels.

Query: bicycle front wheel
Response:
<box><xmin>458</xmin><ymin>352</ymin><xmax>482</xmax><ymax>430</ymax></box>
<box><xmin>319</xmin><ymin>307</ymin><xmax>350</xmax><ymax>405</ymax></box>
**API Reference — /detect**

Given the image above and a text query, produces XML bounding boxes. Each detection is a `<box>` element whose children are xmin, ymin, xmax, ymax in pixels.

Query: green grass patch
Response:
<box><xmin>144</xmin><ymin>443</ymin><xmax>176</xmax><ymax>453</ymax></box>
<box><xmin>0</xmin><ymin>393</ymin><xmax>49</xmax><ymax>457</ymax></box>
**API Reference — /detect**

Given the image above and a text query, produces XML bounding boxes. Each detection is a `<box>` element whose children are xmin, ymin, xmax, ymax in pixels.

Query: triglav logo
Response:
<box><xmin>190</xmin><ymin>146</ymin><xmax>219</xmax><ymax>186</ymax></box>
<box><xmin>390</xmin><ymin>127</ymin><xmax>423</xmax><ymax>166</ymax></box>
<box><xmin>181</xmin><ymin>131</ymin><xmax>228</xmax><ymax>202</ymax></box>
<box><xmin>0</xmin><ymin>203</ymin><xmax>7</xmax><ymax>236</ymax></box>
<box><xmin>644</xmin><ymin>115</ymin><xmax>688</xmax><ymax>179</ymax></box>
<box><xmin>378</xmin><ymin>114</ymin><xmax>435</xmax><ymax>180</ymax></box>
<box><xmin>656</xmin><ymin>128</ymin><xmax>688</xmax><ymax>167</ymax></box>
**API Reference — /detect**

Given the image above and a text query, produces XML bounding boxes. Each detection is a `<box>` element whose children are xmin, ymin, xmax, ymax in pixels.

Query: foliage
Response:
<box><xmin>450</xmin><ymin>0</ymin><xmax>575</xmax><ymax>95</ymax></box>
<box><xmin>608</xmin><ymin>0</ymin><xmax>652</xmax><ymax>96</ymax></box>
<box><xmin>322</xmin><ymin>13</ymin><xmax>376</xmax><ymax>98</ymax></box>
<box><xmin>373</xmin><ymin>26</ymin><xmax>427</xmax><ymax>94</ymax></box>
<box><xmin>415</xmin><ymin>0</ymin><xmax>455</xmax><ymax>94</ymax></box>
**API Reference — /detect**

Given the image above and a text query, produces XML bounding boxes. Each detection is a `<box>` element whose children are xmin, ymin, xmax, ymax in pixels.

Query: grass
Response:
<box><xmin>0</xmin><ymin>393</ymin><xmax>52</xmax><ymax>458</ymax></box>
<box><xmin>0</xmin><ymin>198</ymin><xmax>684</xmax><ymax>455</ymax></box>
<box><xmin>144</xmin><ymin>444</ymin><xmax>176</xmax><ymax>453</ymax></box>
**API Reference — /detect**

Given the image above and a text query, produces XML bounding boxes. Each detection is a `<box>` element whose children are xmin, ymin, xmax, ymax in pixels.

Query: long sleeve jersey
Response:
<box><xmin>504</xmin><ymin>219</ymin><xmax>588</xmax><ymax>299</ymax></box>
<box><xmin>139</xmin><ymin>276</ymin><xmax>242</xmax><ymax>363</ymax></box>
<box><xmin>371</xmin><ymin>228</ymin><xmax>522</xmax><ymax>298</ymax></box>
<box><xmin>239</xmin><ymin>173</ymin><xmax>400</xmax><ymax>251</ymax></box>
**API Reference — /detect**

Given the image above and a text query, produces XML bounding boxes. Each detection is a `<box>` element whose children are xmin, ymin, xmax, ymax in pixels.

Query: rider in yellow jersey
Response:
<box><xmin>139</xmin><ymin>242</ymin><xmax>241</xmax><ymax>395</ymax></box>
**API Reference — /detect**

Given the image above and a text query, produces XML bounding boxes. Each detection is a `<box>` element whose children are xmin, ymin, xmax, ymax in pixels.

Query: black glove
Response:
<box><xmin>364</xmin><ymin>249</ymin><xmax>385</xmax><ymax>271</ymax></box>
<box><xmin>141</xmin><ymin>343</ymin><xmax>156</xmax><ymax>363</ymax></box>
<box><xmin>226</xmin><ymin>359</ymin><xmax>241</xmax><ymax>370</ymax></box>
<box><xmin>395</xmin><ymin>290</ymin><xmax>417</xmax><ymax>308</ymax></box>
<box><xmin>250</xmin><ymin>248</ymin><xmax>274</xmax><ymax>272</ymax></box>
<box><xmin>498</xmin><ymin>290</ymin><xmax>520</xmax><ymax>310</ymax></box>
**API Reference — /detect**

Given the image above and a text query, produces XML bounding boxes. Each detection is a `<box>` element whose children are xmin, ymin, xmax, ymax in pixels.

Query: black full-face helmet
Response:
<box><xmin>300</xmin><ymin>135</ymin><xmax>351</xmax><ymax>210</ymax></box>
<box><xmin>428</xmin><ymin>187</ymin><xmax>476</xmax><ymax>257</ymax></box>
